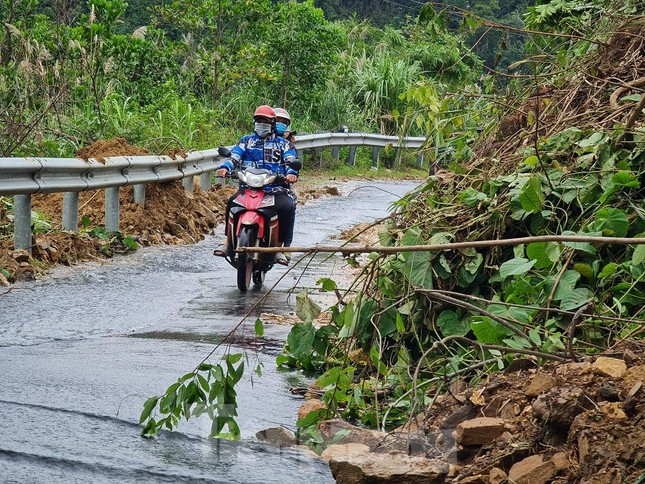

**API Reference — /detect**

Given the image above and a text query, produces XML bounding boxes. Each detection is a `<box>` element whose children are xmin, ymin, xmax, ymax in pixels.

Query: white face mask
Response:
<box><xmin>254</xmin><ymin>122</ymin><xmax>273</xmax><ymax>138</ymax></box>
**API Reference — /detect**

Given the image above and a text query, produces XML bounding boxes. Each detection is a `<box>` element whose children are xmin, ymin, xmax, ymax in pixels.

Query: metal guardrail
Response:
<box><xmin>0</xmin><ymin>133</ymin><xmax>426</xmax><ymax>251</ymax></box>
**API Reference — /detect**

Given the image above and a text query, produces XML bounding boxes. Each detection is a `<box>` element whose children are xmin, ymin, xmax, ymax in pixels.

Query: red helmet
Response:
<box><xmin>254</xmin><ymin>105</ymin><xmax>276</xmax><ymax>119</ymax></box>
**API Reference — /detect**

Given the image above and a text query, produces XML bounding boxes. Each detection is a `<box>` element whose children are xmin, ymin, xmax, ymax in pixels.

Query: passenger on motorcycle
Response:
<box><xmin>213</xmin><ymin>104</ymin><xmax>298</xmax><ymax>265</ymax></box>
<box><xmin>274</xmin><ymin>107</ymin><xmax>296</xmax><ymax>143</ymax></box>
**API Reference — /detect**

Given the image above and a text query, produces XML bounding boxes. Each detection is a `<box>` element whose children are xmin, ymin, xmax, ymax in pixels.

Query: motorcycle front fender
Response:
<box><xmin>236</xmin><ymin>211</ymin><xmax>265</xmax><ymax>239</ymax></box>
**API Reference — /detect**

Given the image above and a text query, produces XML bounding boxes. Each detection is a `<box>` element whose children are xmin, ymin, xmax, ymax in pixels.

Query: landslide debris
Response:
<box><xmin>306</xmin><ymin>343</ymin><xmax>644</xmax><ymax>483</ymax></box>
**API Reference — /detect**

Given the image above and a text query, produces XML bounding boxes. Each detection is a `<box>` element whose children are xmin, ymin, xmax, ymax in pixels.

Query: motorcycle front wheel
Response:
<box><xmin>252</xmin><ymin>270</ymin><xmax>265</xmax><ymax>287</ymax></box>
<box><xmin>236</xmin><ymin>226</ymin><xmax>256</xmax><ymax>292</ymax></box>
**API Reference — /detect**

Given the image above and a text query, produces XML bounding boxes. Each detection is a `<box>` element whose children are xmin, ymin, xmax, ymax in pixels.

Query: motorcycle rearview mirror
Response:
<box><xmin>288</xmin><ymin>160</ymin><xmax>302</xmax><ymax>171</ymax></box>
<box><xmin>218</xmin><ymin>146</ymin><xmax>231</xmax><ymax>157</ymax></box>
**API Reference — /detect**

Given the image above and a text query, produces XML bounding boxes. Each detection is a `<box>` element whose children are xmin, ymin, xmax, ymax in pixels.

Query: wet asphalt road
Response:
<box><xmin>0</xmin><ymin>180</ymin><xmax>420</xmax><ymax>483</ymax></box>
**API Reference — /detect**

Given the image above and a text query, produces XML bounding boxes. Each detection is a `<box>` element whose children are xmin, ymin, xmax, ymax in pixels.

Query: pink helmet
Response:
<box><xmin>273</xmin><ymin>107</ymin><xmax>291</xmax><ymax>122</ymax></box>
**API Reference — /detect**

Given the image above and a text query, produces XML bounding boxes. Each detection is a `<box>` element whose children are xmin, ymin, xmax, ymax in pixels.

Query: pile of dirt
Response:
<box><xmin>473</xmin><ymin>21</ymin><xmax>645</xmax><ymax>176</ymax></box>
<box><xmin>0</xmin><ymin>138</ymin><xmax>340</xmax><ymax>285</ymax></box>
<box><xmin>424</xmin><ymin>342</ymin><xmax>645</xmax><ymax>482</ymax></box>
<box><xmin>312</xmin><ymin>342</ymin><xmax>644</xmax><ymax>483</ymax></box>
<box><xmin>76</xmin><ymin>137</ymin><xmax>150</xmax><ymax>162</ymax></box>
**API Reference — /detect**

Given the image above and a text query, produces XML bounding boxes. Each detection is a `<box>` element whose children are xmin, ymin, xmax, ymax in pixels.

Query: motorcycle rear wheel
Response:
<box><xmin>236</xmin><ymin>226</ymin><xmax>256</xmax><ymax>292</ymax></box>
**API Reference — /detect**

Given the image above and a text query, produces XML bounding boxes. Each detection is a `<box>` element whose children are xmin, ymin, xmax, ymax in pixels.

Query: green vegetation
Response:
<box><xmin>2</xmin><ymin>0</ymin><xmax>642</xmax><ymax>441</ymax></box>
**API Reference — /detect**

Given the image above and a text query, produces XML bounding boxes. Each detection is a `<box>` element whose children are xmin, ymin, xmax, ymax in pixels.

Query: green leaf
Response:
<box><xmin>437</xmin><ymin>310</ymin><xmax>470</xmax><ymax>336</ymax></box>
<box><xmin>404</xmin><ymin>251</ymin><xmax>433</xmax><ymax>289</ymax></box>
<box><xmin>317</xmin><ymin>278</ymin><xmax>337</xmax><ymax>291</ymax></box>
<box><xmin>460</xmin><ymin>188</ymin><xmax>488</xmax><ymax>207</ymax></box>
<box><xmin>518</xmin><ymin>176</ymin><xmax>544</xmax><ymax>213</ymax></box>
<box><xmin>296</xmin><ymin>289</ymin><xmax>321</xmax><ymax>323</ymax></box>
<box><xmin>123</xmin><ymin>236</ymin><xmax>139</xmax><ymax>250</ymax></box>
<box><xmin>287</xmin><ymin>322</ymin><xmax>315</xmax><ymax>360</ymax></box>
<box><xmin>499</xmin><ymin>257</ymin><xmax>536</xmax><ymax>279</ymax></box>
<box><xmin>573</xmin><ymin>263</ymin><xmax>594</xmax><ymax>280</ymax></box>
<box><xmin>254</xmin><ymin>318</ymin><xmax>264</xmax><ymax>337</ymax></box>
<box><xmin>139</xmin><ymin>396</ymin><xmax>159</xmax><ymax>424</ymax></box>
<box><xmin>225</xmin><ymin>353</ymin><xmax>243</xmax><ymax>365</ymax></box>
<box><xmin>528</xmin><ymin>327</ymin><xmax>542</xmax><ymax>346</ymax></box>
<box><xmin>470</xmin><ymin>317</ymin><xmax>510</xmax><ymax>344</ymax></box>
<box><xmin>619</xmin><ymin>93</ymin><xmax>642</xmax><ymax>102</ymax></box>
<box><xmin>577</xmin><ymin>132</ymin><xmax>606</xmax><ymax>149</ymax></box>
<box><xmin>560</xmin><ymin>288</ymin><xmax>592</xmax><ymax>310</ymax></box>
<box><xmin>526</xmin><ymin>242</ymin><xmax>560</xmax><ymax>269</ymax></box>
<box><xmin>598</xmin><ymin>262</ymin><xmax>618</xmax><ymax>278</ymax></box>
<box><xmin>562</xmin><ymin>230</ymin><xmax>597</xmax><ymax>254</ymax></box>
<box><xmin>632</xmin><ymin>244</ymin><xmax>645</xmax><ymax>266</ymax></box>
<box><xmin>593</xmin><ymin>208</ymin><xmax>629</xmax><ymax>237</ymax></box>
<box><xmin>523</xmin><ymin>155</ymin><xmax>539</xmax><ymax>167</ymax></box>
<box><xmin>553</xmin><ymin>270</ymin><xmax>581</xmax><ymax>301</ymax></box>
<box><xmin>395</xmin><ymin>313</ymin><xmax>406</xmax><ymax>334</ymax></box>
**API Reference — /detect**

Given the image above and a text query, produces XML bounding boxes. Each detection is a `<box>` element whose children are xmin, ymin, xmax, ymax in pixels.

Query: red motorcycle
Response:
<box><xmin>217</xmin><ymin>147</ymin><xmax>301</xmax><ymax>292</ymax></box>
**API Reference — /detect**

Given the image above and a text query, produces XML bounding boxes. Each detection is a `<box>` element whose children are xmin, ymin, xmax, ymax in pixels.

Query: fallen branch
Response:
<box><xmin>236</xmin><ymin>234</ymin><xmax>645</xmax><ymax>255</ymax></box>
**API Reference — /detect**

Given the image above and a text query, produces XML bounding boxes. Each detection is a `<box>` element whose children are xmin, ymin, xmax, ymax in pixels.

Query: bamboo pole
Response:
<box><xmin>236</xmin><ymin>235</ymin><xmax>645</xmax><ymax>254</ymax></box>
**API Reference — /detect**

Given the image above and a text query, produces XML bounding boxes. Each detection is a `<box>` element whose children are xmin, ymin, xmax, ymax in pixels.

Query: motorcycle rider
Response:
<box><xmin>213</xmin><ymin>105</ymin><xmax>298</xmax><ymax>266</ymax></box>
<box><xmin>274</xmin><ymin>107</ymin><xmax>296</xmax><ymax>143</ymax></box>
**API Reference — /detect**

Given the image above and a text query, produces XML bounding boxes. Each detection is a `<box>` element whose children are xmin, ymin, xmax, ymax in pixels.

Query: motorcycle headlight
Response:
<box><xmin>244</xmin><ymin>172</ymin><xmax>276</xmax><ymax>188</ymax></box>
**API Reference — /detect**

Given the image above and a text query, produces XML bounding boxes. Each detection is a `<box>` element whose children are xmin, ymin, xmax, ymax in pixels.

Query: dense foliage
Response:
<box><xmin>277</xmin><ymin>0</ymin><xmax>645</xmax><ymax>437</ymax></box>
<box><xmin>0</xmin><ymin>0</ymin><xmax>485</xmax><ymax>157</ymax></box>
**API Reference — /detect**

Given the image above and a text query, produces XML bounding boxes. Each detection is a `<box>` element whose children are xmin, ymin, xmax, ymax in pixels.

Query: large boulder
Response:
<box><xmin>329</xmin><ymin>451</ymin><xmax>449</xmax><ymax>484</ymax></box>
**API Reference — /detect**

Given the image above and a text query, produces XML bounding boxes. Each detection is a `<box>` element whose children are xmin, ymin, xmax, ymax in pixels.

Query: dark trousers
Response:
<box><xmin>226</xmin><ymin>189</ymin><xmax>296</xmax><ymax>246</ymax></box>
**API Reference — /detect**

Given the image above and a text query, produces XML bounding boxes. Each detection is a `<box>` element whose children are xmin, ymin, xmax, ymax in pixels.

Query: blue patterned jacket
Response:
<box><xmin>218</xmin><ymin>133</ymin><xmax>298</xmax><ymax>191</ymax></box>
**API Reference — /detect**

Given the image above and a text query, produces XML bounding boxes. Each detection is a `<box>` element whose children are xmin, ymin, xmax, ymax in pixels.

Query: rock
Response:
<box><xmin>255</xmin><ymin>427</ymin><xmax>297</xmax><ymax>447</ymax></box>
<box><xmin>555</xmin><ymin>361</ymin><xmax>591</xmax><ymax>376</ymax></box>
<box><xmin>508</xmin><ymin>454</ymin><xmax>557</xmax><ymax>484</ymax></box>
<box><xmin>440</xmin><ymin>403</ymin><xmax>478</xmax><ymax>429</ymax></box>
<box><xmin>11</xmin><ymin>250</ymin><xmax>30</xmax><ymax>263</ymax></box>
<box><xmin>525</xmin><ymin>372</ymin><xmax>558</xmax><ymax>397</ymax></box>
<box><xmin>329</xmin><ymin>451</ymin><xmax>449</xmax><ymax>484</ymax></box>
<box><xmin>623</xmin><ymin>365</ymin><xmax>645</xmax><ymax>395</ymax></box>
<box><xmin>532</xmin><ymin>387</ymin><xmax>594</xmax><ymax>430</ymax></box>
<box><xmin>551</xmin><ymin>451</ymin><xmax>569</xmax><ymax>471</ymax></box>
<box><xmin>456</xmin><ymin>417</ymin><xmax>507</xmax><ymax>446</ymax></box>
<box><xmin>599</xmin><ymin>402</ymin><xmax>628</xmax><ymax>420</ymax></box>
<box><xmin>460</xmin><ymin>475</ymin><xmax>489</xmax><ymax>483</ymax></box>
<box><xmin>317</xmin><ymin>419</ymin><xmax>383</xmax><ymax>449</ymax></box>
<box><xmin>592</xmin><ymin>357</ymin><xmax>627</xmax><ymax>379</ymax></box>
<box><xmin>325</xmin><ymin>186</ymin><xmax>340</xmax><ymax>196</ymax></box>
<box><xmin>489</xmin><ymin>467</ymin><xmax>507</xmax><ymax>484</ymax></box>
<box><xmin>596</xmin><ymin>382</ymin><xmax>620</xmax><ymax>402</ymax></box>
<box><xmin>167</xmin><ymin>222</ymin><xmax>185</xmax><ymax>237</ymax></box>
<box><xmin>321</xmin><ymin>443</ymin><xmax>369</xmax><ymax>462</ymax></box>
<box><xmin>298</xmin><ymin>399</ymin><xmax>326</xmax><ymax>421</ymax></box>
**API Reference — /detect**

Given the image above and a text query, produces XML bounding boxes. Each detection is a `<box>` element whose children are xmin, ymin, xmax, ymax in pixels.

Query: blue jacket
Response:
<box><xmin>219</xmin><ymin>133</ymin><xmax>298</xmax><ymax>191</ymax></box>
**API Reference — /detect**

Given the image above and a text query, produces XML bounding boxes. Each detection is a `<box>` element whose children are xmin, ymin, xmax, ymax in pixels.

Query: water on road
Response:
<box><xmin>0</xmin><ymin>180</ymin><xmax>420</xmax><ymax>483</ymax></box>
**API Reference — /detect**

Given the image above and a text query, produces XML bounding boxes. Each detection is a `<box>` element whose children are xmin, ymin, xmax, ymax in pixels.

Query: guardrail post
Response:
<box><xmin>133</xmin><ymin>184</ymin><xmax>145</xmax><ymax>207</ymax></box>
<box><xmin>347</xmin><ymin>146</ymin><xmax>357</xmax><ymax>166</ymax></box>
<box><xmin>331</xmin><ymin>146</ymin><xmax>339</xmax><ymax>161</ymax></box>
<box><xmin>297</xmin><ymin>150</ymin><xmax>304</xmax><ymax>163</ymax></box>
<box><xmin>216</xmin><ymin>176</ymin><xmax>226</xmax><ymax>187</ymax></box>
<box><xmin>105</xmin><ymin>187</ymin><xmax>120</xmax><ymax>232</ymax></box>
<box><xmin>417</xmin><ymin>154</ymin><xmax>424</xmax><ymax>168</ymax></box>
<box><xmin>182</xmin><ymin>175</ymin><xmax>194</xmax><ymax>193</ymax></box>
<box><xmin>62</xmin><ymin>192</ymin><xmax>79</xmax><ymax>231</ymax></box>
<box><xmin>199</xmin><ymin>172</ymin><xmax>211</xmax><ymax>191</ymax></box>
<box><xmin>372</xmin><ymin>147</ymin><xmax>380</xmax><ymax>167</ymax></box>
<box><xmin>13</xmin><ymin>194</ymin><xmax>32</xmax><ymax>253</ymax></box>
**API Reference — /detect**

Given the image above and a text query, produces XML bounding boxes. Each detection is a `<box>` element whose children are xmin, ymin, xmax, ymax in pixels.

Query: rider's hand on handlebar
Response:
<box><xmin>216</xmin><ymin>168</ymin><xmax>229</xmax><ymax>177</ymax></box>
<box><xmin>286</xmin><ymin>174</ymin><xmax>298</xmax><ymax>183</ymax></box>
